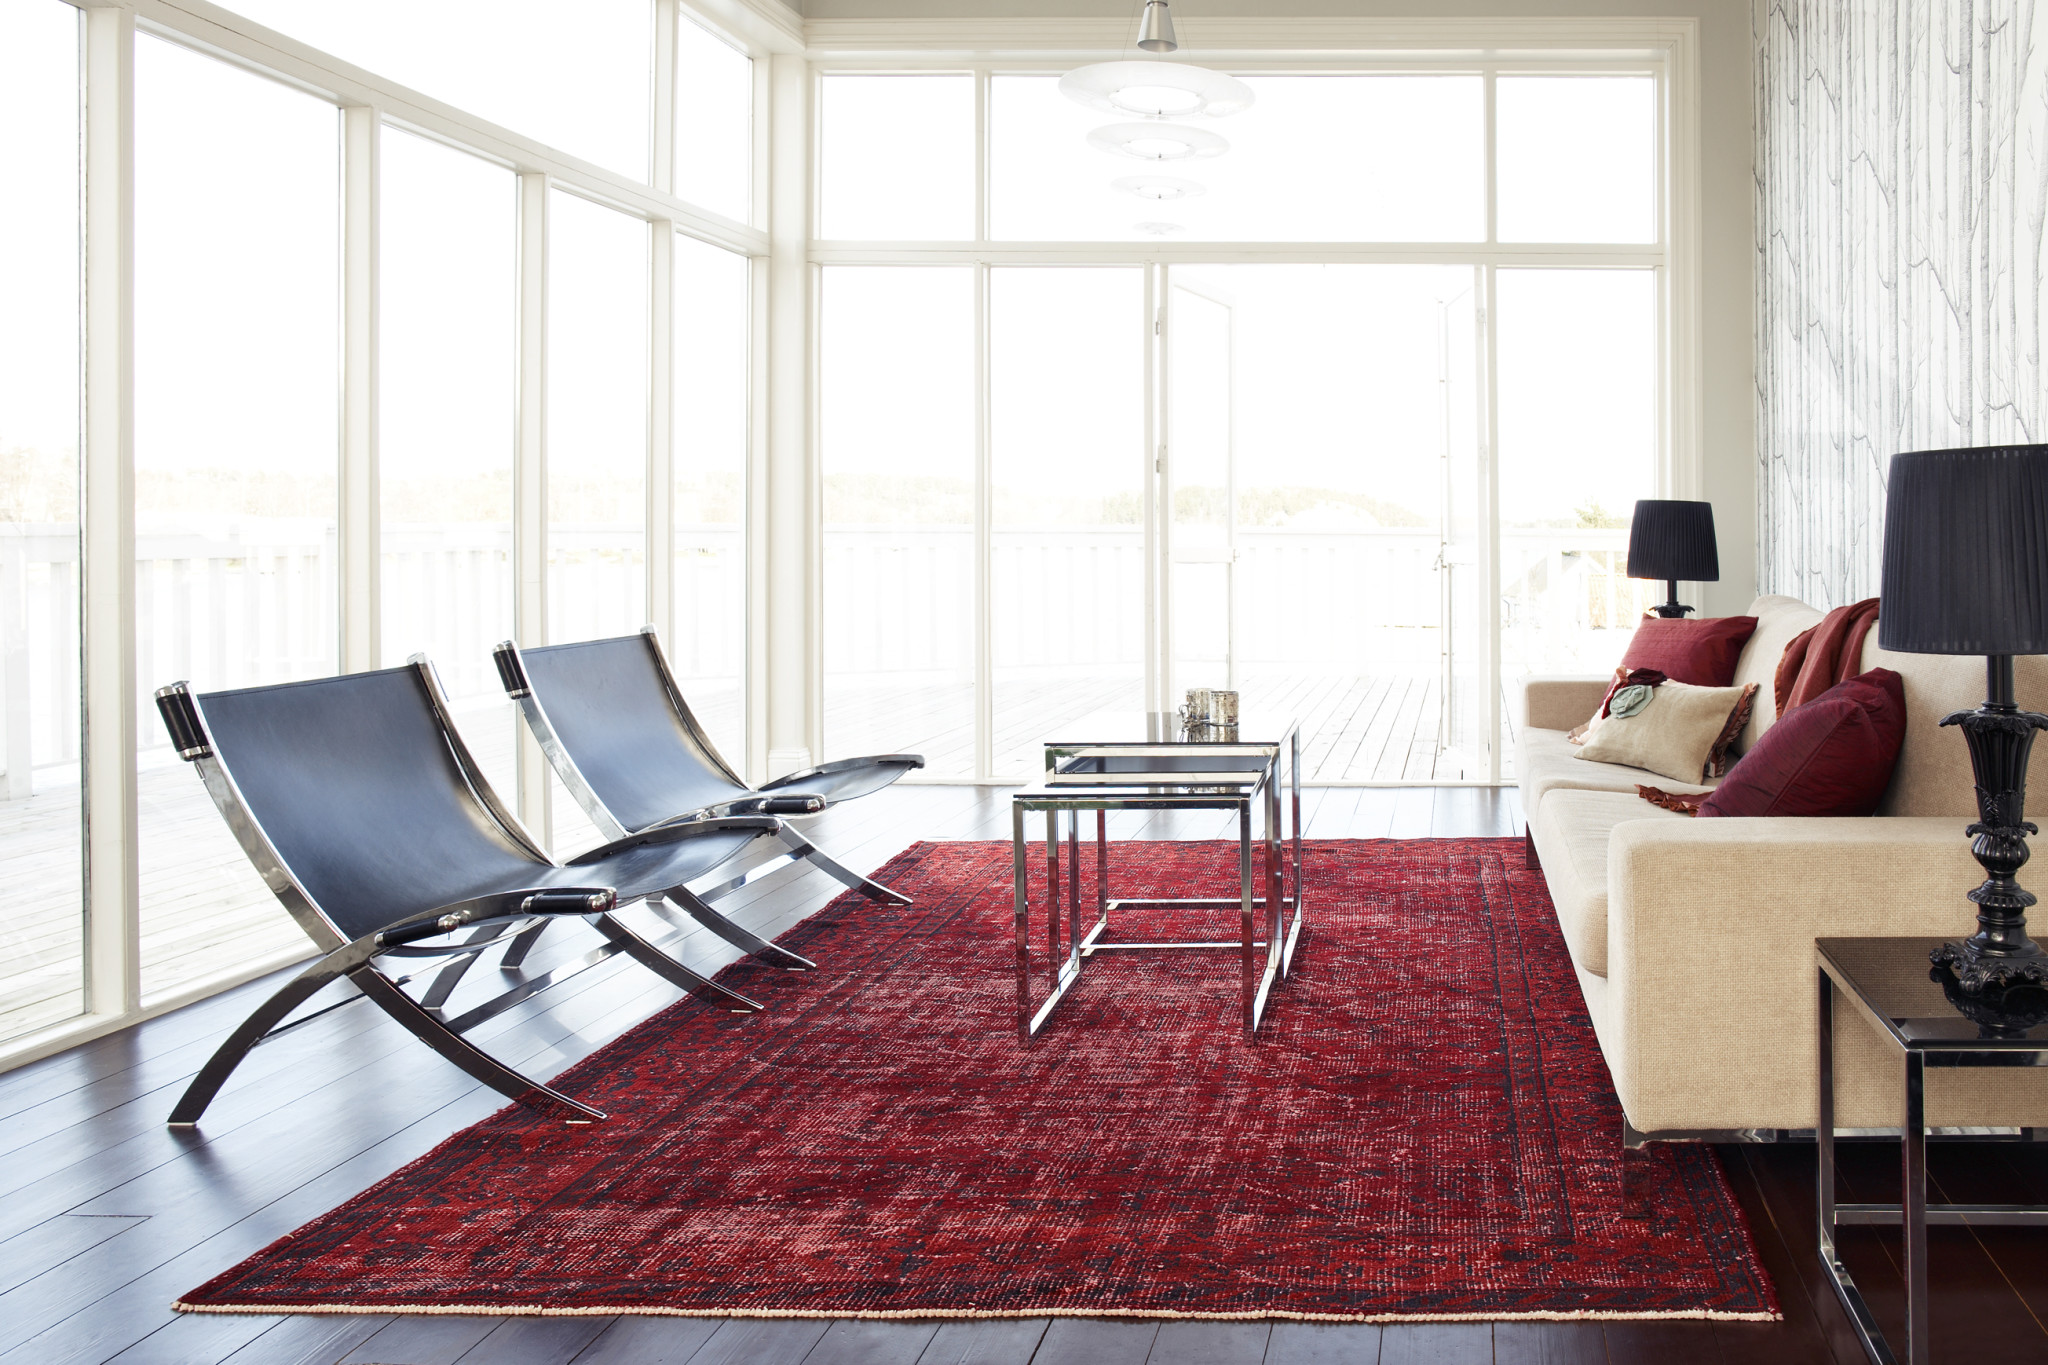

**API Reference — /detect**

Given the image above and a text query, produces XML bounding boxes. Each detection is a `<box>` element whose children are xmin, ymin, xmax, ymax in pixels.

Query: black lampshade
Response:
<box><xmin>1879</xmin><ymin>444</ymin><xmax>2048</xmax><ymax>655</ymax></box>
<box><xmin>1626</xmin><ymin>500</ymin><xmax>1719</xmax><ymax>583</ymax></box>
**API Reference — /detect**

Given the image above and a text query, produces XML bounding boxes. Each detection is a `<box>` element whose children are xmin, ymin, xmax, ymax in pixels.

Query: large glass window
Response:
<box><xmin>134</xmin><ymin>35</ymin><xmax>340</xmax><ymax>1000</ymax></box>
<box><xmin>675</xmin><ymin>16</ymin><xmax>753</xmax><ymax>222</ymax></box>
<box><xmin>1495</xmin><ymin>269</ymin><xmax>1659</xmax><ymax>691</ymax></box>
<box><xmin>990</xmin><ymin>75</ymin><xmax>1485</xmax><ymax>242</ymax></box>
<box><xmin>821</xmin><ymin>268</ymin><xmax>976</xmax><ymax>775</ymax></box>
<box><xmin>673</xmin><ymin>235</ymin><xmax>751</xmax><ymax>770</ymax></box>
<box><xmin>821</xmin><ymin>66</ymin><xmax>1668</xmax><ymax>784</ymax></box>
<box><xmin>1496</xmin><ymin>77</ymin><xmax>1657</xmax><ymax>243</ymax></box>
<box><xmin>216</xmin><ymin>0</ymin><xmax>654</xmax><ymax>182</ymax></box>
<box><xmin>547</xmin><ymin>189</ymin><xmax>649</xmax><ymax>852</ymax></box>
<box><xmin>989</xmin><ymin>268</ymin><xmax>1145</xmax><ymax>776</ymax></box>
<box><xmin>380</xmin><ymin>128</ymin><xmax>519</xmax><ymax>800</ymax></box>
<box><xmin>0</xmin><ymin>0</ymin><xmax>84</xmax><ymax>1044</ymax></box>
<box><xmin>820</xmin><ymin>75</ymin><xmax>975</xmax><ymax>240</ymax></box>
<box><xmin>1164</xmin><ymin>265</ymin><xmax>1484</xmax><ymax>781</ymax></box>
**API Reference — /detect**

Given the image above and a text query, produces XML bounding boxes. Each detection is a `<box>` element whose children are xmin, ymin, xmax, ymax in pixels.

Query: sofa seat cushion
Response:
<box><xmin>1532</xmin><ymin>788</ymin><xmax>1688</xmax><ymax>977</ymax></box>
<box><xmin>1517</xmin><ymin>726</ymin><xmax>1716</xmax><ymax>821</ymax></box>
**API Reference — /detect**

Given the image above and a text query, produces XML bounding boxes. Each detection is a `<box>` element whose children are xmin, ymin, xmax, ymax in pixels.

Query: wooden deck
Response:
<box><xmin>826</xmin><ymin>670</ymin><xmax>1519</xmax><ymax>784</ymax></box>
<box><xmin>0</xmin><ymin>761</ymin><xmax>316</xmax><ymax>1045</ymax></box>
<box><xmin>2</xmin><ymin>784</ymin><xmax>2044</xmax><ymax>1364</ymax></box>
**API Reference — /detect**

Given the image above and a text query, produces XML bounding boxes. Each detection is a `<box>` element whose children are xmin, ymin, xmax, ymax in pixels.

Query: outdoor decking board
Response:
<box><xmin>4</xmin><ymin>783</ymin><xmax>2039</xmax><ymax>1364</ymax></box>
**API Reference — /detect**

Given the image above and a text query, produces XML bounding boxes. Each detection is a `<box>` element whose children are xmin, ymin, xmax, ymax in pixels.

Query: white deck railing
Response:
<box><xmin>2</xmin><ymin>520</ymin><xmax>1643</xmax><ymax>795</ymax></box>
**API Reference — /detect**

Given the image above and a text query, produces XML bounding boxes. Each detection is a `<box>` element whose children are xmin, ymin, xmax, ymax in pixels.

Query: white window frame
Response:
<box><xmin>800</xmin><ymin>19</ymin><xmax>1704</xmax><ymax>788</ymax></box>
<box><xmin>9</xmin><ymin>0</ymin><xmax>787</xmax><ymax>1073</ymax></box>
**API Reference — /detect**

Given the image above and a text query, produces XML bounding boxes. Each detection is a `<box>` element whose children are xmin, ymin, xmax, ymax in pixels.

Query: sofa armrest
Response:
<box><xmin>1598</xmin><ymin>815</ymin><xmax>2043</xmax><ymax>1132</ymax></box>
<box><xmin>1520</xmin><ymin>676</ymin><xmax>1611</xmax><ymax>732</ymax></box>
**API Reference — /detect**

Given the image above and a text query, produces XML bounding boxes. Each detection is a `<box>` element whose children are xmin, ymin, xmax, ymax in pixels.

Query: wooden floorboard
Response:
<box><xmin>7</xmin><ymin>784</ymin><xmax>2047</xmax><ymax>1363</ymax></box>
<box><xmin>568</xmin><ymin>1316</ymin><xmax>724</xmax><ymax>1365</ymax></box>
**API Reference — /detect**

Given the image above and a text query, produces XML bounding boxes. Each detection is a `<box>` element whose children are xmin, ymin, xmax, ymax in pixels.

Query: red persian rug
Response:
<box><xmin>176</xmin><ymin>839</ymin><xmax>1779</xmax><ymax>1323</ymax></box>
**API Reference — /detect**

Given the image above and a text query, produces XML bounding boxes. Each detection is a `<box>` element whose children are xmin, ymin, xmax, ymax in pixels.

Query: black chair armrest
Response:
<box><xmin>733</xmin><ymin>793</ymin><xmax>828</xmax><ymax>817</ymax></box>
<box><xmin>375</xmin><ymin>887</ymin><xmax>615</xmax><ymax>949</ymax></box>
<box><xmin>759</xmin><ymin>754</ymin><xmax>924</xmax><ymax>791</ymax></box>
<box><xmin>645</xmin><ymin>795</ymin><xmax>826</xmax><ymax>824</ymax></box>
<box><xmin>568</xmin><ymin>815</ymin><xmax>783</xmax><ymax>865</ymax></box>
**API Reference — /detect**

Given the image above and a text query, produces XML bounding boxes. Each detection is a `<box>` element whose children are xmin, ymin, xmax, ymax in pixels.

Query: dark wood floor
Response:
<box><xmin>3</xmin><ymin>784</ymin><xmax>2045</xmax><ymax>1364</ymax></box>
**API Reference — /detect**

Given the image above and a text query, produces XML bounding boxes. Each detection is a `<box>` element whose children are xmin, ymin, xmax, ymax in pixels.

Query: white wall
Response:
<box><xmin>1754</xmin><ymin>0</ymin><xmax>2048</xmax><ymax>611</ymax></box>
<box><xmin>796</xmin><ymin>0</ymin><xmax>1761</xmax><ymax>616</ymax></box>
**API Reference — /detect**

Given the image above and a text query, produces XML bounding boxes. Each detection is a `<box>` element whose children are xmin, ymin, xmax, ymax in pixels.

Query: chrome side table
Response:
<box><xmin>1012</xmin><ymin>713</ymin><xmax>1303</xmax><ymax>1044</ymax></box>
<box><xmin>1816</xmin><ymin>937</ymin><xmax>2048</xmax><ymax>1365</ymax></box>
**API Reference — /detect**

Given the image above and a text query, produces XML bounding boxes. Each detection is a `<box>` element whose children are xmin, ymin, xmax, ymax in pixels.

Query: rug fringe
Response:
<box><xmin>171</xmin><ymin>1300</ymin><xmax>1781</xmax><ymax>1324</ymax></box>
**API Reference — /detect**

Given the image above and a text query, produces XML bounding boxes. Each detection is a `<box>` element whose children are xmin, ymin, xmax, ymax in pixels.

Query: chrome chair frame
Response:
<box><xmin>495</xmin><ymin>627</ymin><xmax>924</xmax><ymax>921</ymax></box>
<box><xmin>154</xmin><ymin>661</ymin><xmax>790</xmax><ymax>1128</ymax></box>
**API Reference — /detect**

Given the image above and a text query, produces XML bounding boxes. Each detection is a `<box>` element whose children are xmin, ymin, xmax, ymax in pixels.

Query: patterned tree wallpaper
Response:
<box><xmin>1754</xmin><ymin>0</ymin><xmax>2048</xmax><ymax>608</ymax></box>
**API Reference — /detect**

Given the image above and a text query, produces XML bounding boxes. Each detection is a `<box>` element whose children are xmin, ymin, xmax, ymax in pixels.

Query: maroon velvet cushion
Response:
<box><xmin>1698</xmin><ymin>669</ymin><xmax>1907</xmax><ymax>818</ymax></box>
<box><xmin>1618</xmin><ymin>616</ymin><xmax>1760</xmax><ymax>687</ymax></box>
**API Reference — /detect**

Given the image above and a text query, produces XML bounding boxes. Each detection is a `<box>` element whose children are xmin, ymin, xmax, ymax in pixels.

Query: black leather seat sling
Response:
<box><xmin>494</xmin><ymin>629</ymin><xmax>924</xmax><ymax>970</ymax></box>
<box><xmin>155</xmin><ymin>660</ymin><xmax>794</xmax><ymax>1126</ymax></box>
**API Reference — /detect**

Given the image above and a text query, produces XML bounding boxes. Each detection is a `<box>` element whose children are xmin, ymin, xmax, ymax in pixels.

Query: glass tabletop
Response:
<box><xmin>1042</xmin><ymin>710</ymin><xmax>1299</xmax><ymax>749</ymax></box>
<box><xmin>1818</xmin><ymin>937</ymin><xmax>2048</xmax><ymax>1050</ymax></box>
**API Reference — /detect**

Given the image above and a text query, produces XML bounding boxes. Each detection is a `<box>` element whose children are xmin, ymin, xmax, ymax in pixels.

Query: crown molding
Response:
<box><xmin>800</xmin><ymin>15</ymin><xmax>1697</xmax><ymax>61</ymax></box>
<box><xmin>690</xmin><ymin>0</ymin><xmax>806</xmax><ymax>55</ymax></box>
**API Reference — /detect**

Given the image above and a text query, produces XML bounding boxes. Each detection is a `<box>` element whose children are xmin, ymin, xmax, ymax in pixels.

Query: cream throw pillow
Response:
<box><xmin>1572</xmin><ymin>680</ymin><xmax>1749</xmax><ymax>784</ymax></box>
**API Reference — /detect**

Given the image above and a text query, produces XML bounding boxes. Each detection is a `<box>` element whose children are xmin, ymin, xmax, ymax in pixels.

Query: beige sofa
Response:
<box><xmin>1519</xmin><ymin>594</ymin><xmax>2048</xmax><ymax>1137</ymax></box>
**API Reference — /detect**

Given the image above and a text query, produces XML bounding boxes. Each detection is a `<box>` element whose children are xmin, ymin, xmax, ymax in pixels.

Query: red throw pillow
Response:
<box><xmin>1698</xmin><ymin>669</ymin><xmax>1907</xmax><ymax>818</ymax></box>
<box><xmin>1618</xmin><ymin>616</ymin><xmax>1760</xmax><ymax>687</ymax></box>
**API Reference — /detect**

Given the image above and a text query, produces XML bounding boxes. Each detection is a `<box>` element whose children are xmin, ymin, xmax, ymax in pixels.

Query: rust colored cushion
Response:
<box><xmin>1698</xmin><ymin>669</ymin><xmax>1908</xmax><ymax>818</ymax></box>
<box><xmin>1618</xmin><ymin>616</ymin><xmax>1759</xmax><ymax>687</ymax></box>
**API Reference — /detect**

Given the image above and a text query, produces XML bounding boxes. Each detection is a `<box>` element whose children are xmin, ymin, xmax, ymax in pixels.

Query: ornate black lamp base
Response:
<box><xmin>1931</xmin><ymin>658</ymin><xmax>2048</xmax><ymax>994</ymax></box>
<box><xmin>1646</xmin><ymin>577</ymin><xmax>1695</xmax><ymax>618</ymax></box>
<box><xmin>1931</xmin><ymin>938</ymin><xmax>2048</xmax><ymax>992</ymax></box>
<box><xmin>1931</xmin><ymin>964</ymin><xmax>2048</xmax><ymax>1040</ymax></box>
<box><xmin>1648</xmin><ymin>578</ymin><xmax>1695</xmax><ymax>619</ymax></box>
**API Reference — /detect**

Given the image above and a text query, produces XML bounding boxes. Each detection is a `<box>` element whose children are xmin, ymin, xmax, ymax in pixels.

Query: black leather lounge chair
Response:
<box><xmin>153</xmin><ymin>659</ymin><xmax>822</xmax><ymax>1127</ymax></box>
<box><xmin>493</xmin><ymin>628</ymin><xmax>924</xmax><ymax>918</ymax></box>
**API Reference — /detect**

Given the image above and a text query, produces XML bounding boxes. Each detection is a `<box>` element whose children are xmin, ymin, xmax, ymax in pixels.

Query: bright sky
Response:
<box><xmin>819</xmin><ymin>71</ymin><xmax>1659</xmax><ymax>530</ymax></box>
<box><xmin>0</xmin><ymin>0</ymin><xmax>78</xmax><ymax>474</ymax></box>
<box><xmin>220</xmin><ymin>0</ymin><xmax>657</xmax><ymax>182</ymax></box>
<box><xmin>133</xmin><ymin>33</ymin><xmax>339</xmax><ymax>504</ymax></box>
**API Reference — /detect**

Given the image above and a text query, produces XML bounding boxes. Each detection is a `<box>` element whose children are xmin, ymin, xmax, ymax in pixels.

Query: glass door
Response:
<box><xmin>1157</xmin><ymin>265</ymin><xmax>1487</xmax><ymax>781</ymax></box>
<box><xmin>1163</xmin><ymin>280</ymin><xmax>1236</xmax><ymax>698</ymax></box>
<box><xmin>1436</xmin><ymin>276</ymin><xmax>1489</xmax><ymax>777</ymax></box>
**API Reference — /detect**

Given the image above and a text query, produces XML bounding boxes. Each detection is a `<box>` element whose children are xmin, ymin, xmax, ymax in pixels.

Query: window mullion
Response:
<box><xmin>81</xmin><ymin>2</ymin><xmax>141</xmax><ymax>1021</ymax></box>
<box><xmin>1483</xmin><ymin>68</ymin><xmax>1498</xmax><ymax>247</ymax></box>
<box><xmin>974</xmin><ymin>262</ymin><xmax>992</xmax><ymax>780</ymax></box>
<box><xmin>513</xmin><ymin>171</ymin><xmax>550</xmax><ymax>841</ymax></box>
<box><xmin>649</xmin><ymin>223</ymin><xmax>676</xmax><ymax>648</ymax></box>
<box><xmin>340</xmin><ymin>105</ymin><xmax>380</xmax><ymax>674</ymax></box>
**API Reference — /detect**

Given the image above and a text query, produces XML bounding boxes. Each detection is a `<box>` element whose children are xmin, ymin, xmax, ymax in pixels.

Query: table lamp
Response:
<box><xmin>1879</xmin><ymin>444</ymin><xmax>2048</xmax><ymax>992</ymax></box>
<box><xmin>1626</xmin><ymin>499</ymin><xmax>1719</xmax><ymax>618</ymax></box>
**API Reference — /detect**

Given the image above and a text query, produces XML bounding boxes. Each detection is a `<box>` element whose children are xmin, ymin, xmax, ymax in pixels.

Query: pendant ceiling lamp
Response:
<box><xmin>1061</xmin><ymin>1</ymin><xmax>1249</xmax><ymax>233</ymax></box>
<box><xmin>1058</xmin><ymin>61</ymin><xmax>1255</xmax><ymax>119</ymax></box>
<box><xmin>1088</xmin><ymin>121</ymin><xmax>1229</xmax><ymax>162</ymax></box>
<box><xmin>1136</xmin><ymin>0</ymin><xmax>1178</xmax><ymax>52</ymax></box>
<box><xmin>1113</xmin><ymin>174</ymin><xmax>1207</xmax><ymax>201</ymax></box>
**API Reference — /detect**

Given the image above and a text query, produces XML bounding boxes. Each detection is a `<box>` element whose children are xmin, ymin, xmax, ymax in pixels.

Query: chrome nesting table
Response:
<box><xmin>1011</xmin><ymin>712</ymin><xmax>1304</xmax><ymax>1043</ymax></box>
<box><xmin>1816</xmin><ymin>937</ymin><xmax>2048</xmax><ymax>1365</ymax></box>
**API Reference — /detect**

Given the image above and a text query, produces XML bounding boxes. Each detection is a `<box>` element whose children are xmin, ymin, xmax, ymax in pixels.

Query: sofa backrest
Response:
<box><xmin>1863</xmin><ymin>639</ymin><xmax>2048</xmax><ymax>817</ymax></box>
<box><xmin>1729</xmin><ymin>595</ymin><xmax>1823</xmax><ymax>751</ymax></box>
<box><xmin>1729</xmin><ymin>592</ymin><xmax>2048</xmax><ymax>818</ymax></box>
